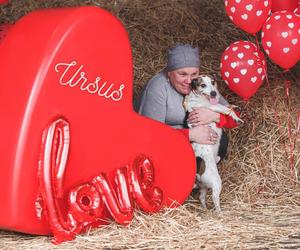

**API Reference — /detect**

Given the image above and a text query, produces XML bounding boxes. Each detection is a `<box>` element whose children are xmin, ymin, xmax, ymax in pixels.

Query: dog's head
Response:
<box><xmin>191</xmin><ymin>74</ymin><xmax>220</xmax><ymax>105</ymax></box>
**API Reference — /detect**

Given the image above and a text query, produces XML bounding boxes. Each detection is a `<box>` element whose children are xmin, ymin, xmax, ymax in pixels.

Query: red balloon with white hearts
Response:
<box><xmin>261</xmin><ymin>11</ymin><xmax>300</xmax><ymax>70</ymax></box>
<box><xmin>271</xmin><ymin>0</ymin><xmax>298</xmax><ymax>12</ymax></box>
<box><xmin>224</xmin><ymin>0</ymin><xmax>272</xmax><ymax>34</ymax></box>
<box><xmin>220</xmin><ymin>41</ymin><xmax>266</xmax><ymax>100</ymax></box>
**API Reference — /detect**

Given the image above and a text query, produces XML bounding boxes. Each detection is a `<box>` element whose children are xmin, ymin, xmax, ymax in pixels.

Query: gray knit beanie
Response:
<box><xmin>166</xmin><ymin>44</ymin><xmax>200</xmax><ymax>72</ymax></box>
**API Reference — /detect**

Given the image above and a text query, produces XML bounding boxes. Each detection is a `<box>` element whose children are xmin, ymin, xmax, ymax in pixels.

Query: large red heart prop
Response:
<box><xmin>0</xmin><ymin>7</ymin><xmax>195</xmax><ymax>238</ymax></box>
<box><xmin>0</xmin><ymin>24</ymin><xmax>13</xmax><ymax>42</ymax></box>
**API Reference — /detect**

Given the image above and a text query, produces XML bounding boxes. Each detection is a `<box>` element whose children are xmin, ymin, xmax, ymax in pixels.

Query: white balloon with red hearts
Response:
<box><xmin>220</xmin><ymin>40</ymin><xmax>266</xmax><ymax>100</ymax></box>
<box><xmin>261</xmin><ymin>11</ymin><xmax>300</xmax><ymax>69</ymax></box>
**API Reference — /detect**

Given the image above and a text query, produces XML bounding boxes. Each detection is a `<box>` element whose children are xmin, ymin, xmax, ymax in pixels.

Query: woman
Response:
<box><xmin>135</xmin><ymin>44</ymin><xmax>239</xmax><ymax>159</ymax></box>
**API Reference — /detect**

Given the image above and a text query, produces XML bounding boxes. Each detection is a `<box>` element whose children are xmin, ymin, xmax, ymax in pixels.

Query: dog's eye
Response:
<box><xmin>211</xmin><ymin>81</ymin><xmax>215</xmax><ymax>85</ymax></box>
<box><xmin>200</xmin><ymin>84</ymin><xmax>206</xmax><ymax>88</ymax></box>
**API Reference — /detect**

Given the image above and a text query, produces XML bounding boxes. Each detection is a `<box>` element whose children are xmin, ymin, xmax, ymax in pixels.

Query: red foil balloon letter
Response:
<box><xmin>37</xmin><ymin>118</ymin><xmax>164</xmax><ymax>244</ymax></box>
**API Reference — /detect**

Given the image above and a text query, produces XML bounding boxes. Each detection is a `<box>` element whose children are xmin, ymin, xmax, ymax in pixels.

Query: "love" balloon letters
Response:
<box><xmin>37</xmin><ymin>118</ymin><xmax>163</xmax><ymax>244</ymax></box>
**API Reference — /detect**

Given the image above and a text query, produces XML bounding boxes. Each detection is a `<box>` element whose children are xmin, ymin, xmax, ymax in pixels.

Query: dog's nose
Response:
<box><xmin>210</xmin><ymin>91</ymin><xmax>217</xmax><ymax>97</ymax></box>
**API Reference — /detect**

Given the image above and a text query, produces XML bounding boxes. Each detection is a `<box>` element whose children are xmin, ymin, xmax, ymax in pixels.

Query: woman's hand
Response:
<box><xmin>187</xmin><ymin>107</ymin><xmax>220</xmax><ymax>127</ymax></box>
<box><xmin>189</xmin><ymin>125</ymin><xmax>219</xmax><ymax>145</ymax></box>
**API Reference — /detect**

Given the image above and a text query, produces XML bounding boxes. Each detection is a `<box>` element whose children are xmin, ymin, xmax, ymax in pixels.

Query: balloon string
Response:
<box><xmin>254</xmin><ymin>34</ymin><xmax>260</xmax><ymax>50</ymax></box>
<box><xmin>263</xmin><ymin>69</ymin><xmax>297</xmax><ymax>185</ymax></box>
<box><xmin>263</xmin><ymin>62</ymin><xmax>270</xmax><ymax>89</ymax></box>
<box><xmin>253</xmin><ymin>34</ymin><xmax>297</xmax><ymax>185</ymax></box>
<box><xmin>282</xmin><ymin>68</ymin><xmax>297</xmax><ymax>185</ymax></box>
<box><xmin>285</xmin><ymin>111</ymin><xmax>300</xmax><ymax>186</ymax></box>
<box><xmin>254</xmin><ymin>33</ymin><xmax>269</xmax><ymax>89</ymax></box>
<box><xmin>241</xmin><ymin>99</ymin><xmax>256</xmax><ymax>136</ymax></box>
<box><xmin>281</xmin><ymin>70</ymin><xmax>297</xmax><ymax>185</ymax></box>
<box><xmin>283</xmin><ymin>69</ymin><xmax>291</xmax><ymax>100</ymax></box>
<box><xmin>293</xmin><ymin>113</ymin><xmax>300</xmax><ymax>182</ymax></box>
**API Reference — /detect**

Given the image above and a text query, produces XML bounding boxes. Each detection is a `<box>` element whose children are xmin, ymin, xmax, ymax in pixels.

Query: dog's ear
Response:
<box><xmin>191</xmin><ymin>78</ymin><xmax>199</xmax><ymax>90</ymax></box>
<box><xmin>212</xmin><ymin>73</ymin><xmax>221</xmax><ymax>82</ymax></box>
<box><xmin>211</xmin><ymin>73</ymin><xmax>217</xmax><ymax>81</ymax></box>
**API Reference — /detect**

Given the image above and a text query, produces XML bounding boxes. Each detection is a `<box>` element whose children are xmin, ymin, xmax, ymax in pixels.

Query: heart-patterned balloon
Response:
<box><xmin>295</xmin><ymin>6</ymin><xmax>300</xmax><ymax>16</ymax></box>
<box><xmin>224</xmin><ymin>0</ymin><xmax>272</xmax><ymax>34</ymax></box>
<box><xmin>271</xmin><ymin>0</ymin><xmax>298</xmax><ymax>12</ymax></box>
<box><xmin>261</xmin><ymin>11</ymin><xmax>300</xmax><ymax>70</ymax></box>
<box><xmin>220</xmin><ymin>40</ymin><xmax>267</xmax><ymax>100</ymax></box>
<box><xmin>0</xmin><ymin>7</ymin><xmax>195</xmax><ymax>236</ymax></box>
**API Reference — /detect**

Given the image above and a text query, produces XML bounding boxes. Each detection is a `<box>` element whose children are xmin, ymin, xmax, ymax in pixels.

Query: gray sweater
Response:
<box><xmin>135</xmin><ymin>71</ymin><xmax>228</xmax><ymax>129</ymax></box>
<box><xmin>136</xmin><ymin>72</ymin><xmax>186</xmax><ymax>128</ymax></box>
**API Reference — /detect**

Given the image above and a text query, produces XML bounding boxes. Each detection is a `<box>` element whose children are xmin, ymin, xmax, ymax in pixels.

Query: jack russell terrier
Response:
<box><xmin>183</xmin><ymin>74</ymin><xmax>242</xmax><ymax>212</ymax></box>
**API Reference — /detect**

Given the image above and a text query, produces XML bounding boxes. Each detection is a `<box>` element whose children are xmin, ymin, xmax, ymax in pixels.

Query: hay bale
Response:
<box><xmin>1</xmin><ymin>0</ymin><xmax>300</xmax><ymax>248</ymax></box>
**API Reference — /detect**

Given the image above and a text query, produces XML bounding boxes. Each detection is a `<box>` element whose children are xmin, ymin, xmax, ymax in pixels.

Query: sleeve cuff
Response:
<box><xmin>216</xmin><ymin>112</ymin><xmax>240</xmax><ymax>129</ymax></box>
<box><xmin>177</xmin><ymin>128</ymin><xmax>189</xmax><ymax>140</ymax></box>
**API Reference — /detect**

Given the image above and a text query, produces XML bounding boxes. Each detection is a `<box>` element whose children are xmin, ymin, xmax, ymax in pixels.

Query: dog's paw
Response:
<box><xmin>230</xmin><ymin>113</ymin><xmax>244</xmax><ymax>124</ymax></box>
<box><xmin>214</xmin><ymin>207</ymin><xmax>221</xmax><ymax>213</ymax></box>
<box><xmin>235</xmin><ymin>116</ymin><xmax>244</xmax><ymax>124</ymax></box>
<box><xmin>228</xmin><ymin>104</ymin><xmax>239</xmax><ymax>109</ymax></box>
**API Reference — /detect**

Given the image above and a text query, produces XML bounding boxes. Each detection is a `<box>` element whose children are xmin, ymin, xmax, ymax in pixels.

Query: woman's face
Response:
<box><xmin>167</xmin><ymin>67</ymin><xmax>199</xmax><ymax>95</ymax></box>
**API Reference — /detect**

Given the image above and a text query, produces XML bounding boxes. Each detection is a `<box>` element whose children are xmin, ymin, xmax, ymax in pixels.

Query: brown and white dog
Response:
<box><xmin>183</xmin><ymin>74</ymin><xmax>242</xmax><ymax>212</ymax></box>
